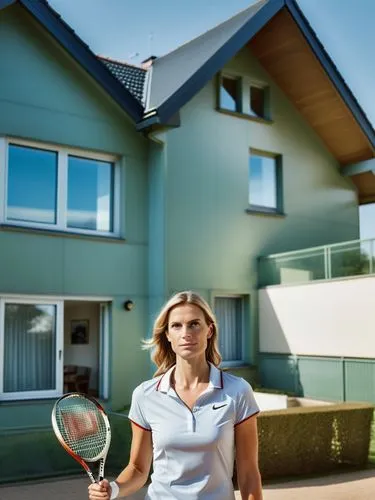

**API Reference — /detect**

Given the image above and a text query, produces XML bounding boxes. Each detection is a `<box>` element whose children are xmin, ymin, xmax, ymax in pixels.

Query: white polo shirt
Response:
<box><xmin>128</xmin><ymin>363</ymin><xmax>259</xmax><ymax>500</ymax></box>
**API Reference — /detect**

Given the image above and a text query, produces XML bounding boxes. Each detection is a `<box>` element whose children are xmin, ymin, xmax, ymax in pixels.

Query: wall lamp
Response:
<box><xmin>123</xmin><ymin>300</ymin><xmax>135</xmax><ymax>311</ymax></box>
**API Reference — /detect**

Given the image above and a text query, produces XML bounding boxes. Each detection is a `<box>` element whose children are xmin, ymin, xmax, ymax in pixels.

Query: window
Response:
<box><xmin>214</xmin><ymin>297</ymin><xmax>244</xmax><ymax>364</ymax></box>
<box><xmin>0</xmin><ymin>298</ymin><xmax>63</xmax><ymax>400</ymax></box>
<box><xmin>219</xmin><ymin>76</ymin><xmax>241</xmax><ymax>113</ymax></box>
<box><xmin>250</xmin><ymin>85</ymin><xmax>267</xmax><ymax>119</ymax></box>
<box><xmin>249</xmin><ymin>151</ymin><xmax>282</xmax><ymax>212</ymax></box>
<box><xmin>1</xmin><ymin>138</ymin><xmax>119</xmax><ymax>236</ymax></box>
<box><xmin>218</xmin><ymin>74</ymin><xmax>271</xmax><ymax>121</ymax></box>
<box><xmin>0</xmin><ymin>296</ymin><xmax>111</xmax><ymax>401</ymax></box>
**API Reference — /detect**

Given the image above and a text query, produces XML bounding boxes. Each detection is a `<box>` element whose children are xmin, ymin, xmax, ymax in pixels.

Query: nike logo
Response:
<box><xmin>212</xmin><ymin>403</ymin><xmax>227</xmax><ymax>410</ymax></box>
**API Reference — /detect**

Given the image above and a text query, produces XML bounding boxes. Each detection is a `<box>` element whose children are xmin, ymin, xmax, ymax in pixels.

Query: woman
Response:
<box><xmin>88</xmin><ymin>291</ymin><xmax>263</xmax><ymax>499</ymax></box>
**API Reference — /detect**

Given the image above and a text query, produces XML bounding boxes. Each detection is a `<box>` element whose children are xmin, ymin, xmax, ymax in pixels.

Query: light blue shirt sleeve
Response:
<box><xmin>128</xmin><ymin>384</ymin><xmax>151</xmax><ymax>431</ymax></box>
<box><xmin>234</xmin><ymin>379</ymin><xmax>260</xmax><ymax>425</ymax></box>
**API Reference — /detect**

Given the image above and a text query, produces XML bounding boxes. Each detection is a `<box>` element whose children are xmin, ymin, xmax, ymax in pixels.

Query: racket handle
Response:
<box><xmin>87</xmin><ymin>470</ymin><xmax>96</xmax><ymax>484</ymax></box>
<box><xmin>99</xmin><ymin>457</ymin><xmax>105</xmax><ymax>482</ymax></box>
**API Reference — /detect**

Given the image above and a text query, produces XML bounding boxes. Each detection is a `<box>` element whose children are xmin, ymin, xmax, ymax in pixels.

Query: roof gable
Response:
<box><xmin>146</xmin><ymin>0</ymin><xmax>272</xmax><ymax>115</ymax></box>
<box><xmin>140</xmin><ymin>0</ymin><xmax>374</xmax><ymax>157</ymax></box>
<box><xmin>0</xmin><ymin>0</ymin><xmax>144</xmax><ymax>122</ymax></box>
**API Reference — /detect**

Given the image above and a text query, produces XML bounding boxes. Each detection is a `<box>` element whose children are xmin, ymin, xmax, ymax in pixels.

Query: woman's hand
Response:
<box><xmin>88</xmin><ymin>479</ymin><xmax>112</xmax><ymax>499</ymax></box>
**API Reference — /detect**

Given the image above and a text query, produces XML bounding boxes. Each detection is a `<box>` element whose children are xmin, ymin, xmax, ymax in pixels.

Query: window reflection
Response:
<box><xmin>249</xmin><ymin>154</ymin><xmax>277</xmax><ymax>209</ymax></box>
<box><xmin>7</xmin><ymin>145</ymin><xmax>57</xmax><ymax>224</ymax></box>
<box><xmin>220</xmin><ymin>76</ymin><xmax>241</xmax><ymax>112</ymax></box>
<box><xmin>67</xmin><ymin>156</ymin><xmax>114</xmax><ymax>232</ymax></box>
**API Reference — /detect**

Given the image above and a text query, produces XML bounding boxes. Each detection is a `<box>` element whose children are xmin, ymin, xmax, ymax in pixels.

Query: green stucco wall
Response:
<box><xmin>163</xmin><ymin>44</ymin><xmax>359</xmax><ymax>363</ymax></box>
<box><xmin>259</xmin><ymin>353</ymin><xmax>375</xmax><ymax>404</ymax></box>
<box><xmin>0</xmin><ymin>5</ymin><xmax>150</xmax><ymax>412</ymax></box>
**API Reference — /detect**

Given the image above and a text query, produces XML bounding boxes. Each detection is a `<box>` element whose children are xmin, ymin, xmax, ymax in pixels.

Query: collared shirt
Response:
<box><xmin>128</xmin><ymin>363</ymin><xmax>259</xmax><ymax>500</ymax></box>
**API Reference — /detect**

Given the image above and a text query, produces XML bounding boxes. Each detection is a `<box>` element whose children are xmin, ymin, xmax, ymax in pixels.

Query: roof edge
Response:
<box><xmin>146</xmin><ymin>0</ymin><xmax>285</xmax><ymax>126</ymax></box>
<box><xmin>19</xmin><ymin>0</ymin><xmax>144</xmax><ymax>122</ymax></box>
<box><xmin>285</xmin><ymin>0</ymin><xmax>375</xmax><ymax>149</ymax></box>
<box><xmin>0</xmin><ymin>0</ymin><xmax>16</xmax><ymax>9</ymax></box>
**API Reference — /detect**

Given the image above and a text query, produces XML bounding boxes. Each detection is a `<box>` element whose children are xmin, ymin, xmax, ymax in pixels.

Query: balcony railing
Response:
<box><xmin>258</xmin><ymin>238</ymin><xmax>375</xmax><ymax>287</ymax></box>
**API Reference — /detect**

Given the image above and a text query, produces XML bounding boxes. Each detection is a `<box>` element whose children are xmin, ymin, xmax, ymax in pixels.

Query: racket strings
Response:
<box><xmin>55</xmin><ymin>397</ymin><xmax>108</xmax><ymax>461</ymax></box>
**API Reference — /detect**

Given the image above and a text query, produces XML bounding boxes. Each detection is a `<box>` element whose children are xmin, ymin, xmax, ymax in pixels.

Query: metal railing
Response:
<box><xmin>258</xmin><ymin>238</ymin><xmax>375</xmax><ymax>287</ymax></box>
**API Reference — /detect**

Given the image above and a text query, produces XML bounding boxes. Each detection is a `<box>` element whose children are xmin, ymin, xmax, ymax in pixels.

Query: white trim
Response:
<box><xmin>143</xmin><ymin>65</ymin><xmax>153</xmax><ymax>112</ymax></box>
<box><xmin>100</xmin><ymin>302</ymin><xmax>110</xmax><ymax>399</ymax></box>
<box><xmin>6</xmin><ymin>137</ymin><xmax>118</xmax><ymax>163</ymax></box>
<box><xmin>113</xmin><ymin>157</ymin><xmax>122</xmax><ymax>236</ymax></box>
<box><xmin>1</xmin><ymin>137</ymin><xmax>121</xmax><ymax>237</ymax></box>
<box><xmin>57</xmin><ymin>150</ymin><xmax>67</xmax><ymax>227</ymax></box>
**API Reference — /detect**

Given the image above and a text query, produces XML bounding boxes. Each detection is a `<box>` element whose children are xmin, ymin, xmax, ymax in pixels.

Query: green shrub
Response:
<box><xmin>257</xmin><ymin>402</ymin><xmax>374</xmax><ymax>479</ymax></box>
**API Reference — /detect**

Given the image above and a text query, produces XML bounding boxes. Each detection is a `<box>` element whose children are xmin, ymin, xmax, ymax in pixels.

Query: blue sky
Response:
<box><xmin>49</xmin><ymin>0</ymin><xmax>375</xmax><ymax>239</ymax></box>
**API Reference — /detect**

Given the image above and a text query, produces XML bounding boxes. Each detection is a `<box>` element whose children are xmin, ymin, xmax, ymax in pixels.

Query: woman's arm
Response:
<box><xmin>235</xmin><ymin>415</ymin><xmax>263</xmax><ymax>500</ymax></box>
<box><xmin>88</xmin><ymin>422</ymin><xmax>153</xmax><ymax>499</ymax></box>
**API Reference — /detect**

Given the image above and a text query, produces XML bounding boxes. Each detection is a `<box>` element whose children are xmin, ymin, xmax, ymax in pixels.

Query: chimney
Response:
<box><xmin>141</xmin><ymin>55</ymin><xmax>157</xmax><ymax>69</ymax></box>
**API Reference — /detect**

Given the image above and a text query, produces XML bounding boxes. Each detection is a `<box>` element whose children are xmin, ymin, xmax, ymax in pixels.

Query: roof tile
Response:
<box><xmin>99</xmin><ymin>56</ymin><xmax>147</xmax><ymax>106</ymax></box>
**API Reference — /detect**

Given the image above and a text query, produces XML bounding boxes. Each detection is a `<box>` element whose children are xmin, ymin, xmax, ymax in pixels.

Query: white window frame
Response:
<box><xmin>213</xmin><ymin>294</ymin><xmax>246</xmax><ymax>368</ymax></box>
<box><xmin>0</xmin><ymin>293</ymin><xmax>112</xmax><ymax>401</ymax></box>
<box><xmin>0</xmin><ymin>137</ymin><xmax>121</xmax><ymax>237</ymax></box>
<box><xmin>0</xmin><ymin>296</ymin><xmax>64</xmax><ymax>401</ymax></box>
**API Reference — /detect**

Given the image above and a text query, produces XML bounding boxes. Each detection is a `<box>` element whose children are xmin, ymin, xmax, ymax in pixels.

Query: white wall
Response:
<box><xmin>259</xmin><ymin>276</ymin><xmax>375</xmax><ymax>358</ymax></box>
<box><xmin>64</xmin><ymin>302</ymin><xmax>99</xmax><ymax>389</ymax></box>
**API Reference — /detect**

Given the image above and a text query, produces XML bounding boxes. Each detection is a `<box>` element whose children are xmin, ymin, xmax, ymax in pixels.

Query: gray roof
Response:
<box><xmin>99</xmin><ymin>57</ymin><xmax>147</xmax><ymax>106</ymax></box>
<box><xmin>146</xmin><ymin>0</ymin><xmax>269</xmax><ymax>113</ymax></box>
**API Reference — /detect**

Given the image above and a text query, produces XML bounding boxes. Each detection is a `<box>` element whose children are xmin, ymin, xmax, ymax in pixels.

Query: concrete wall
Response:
<box><xmin>259</xmin><ymin>276</ymin><xmax>375</xmax><ymax>357</ymax></box>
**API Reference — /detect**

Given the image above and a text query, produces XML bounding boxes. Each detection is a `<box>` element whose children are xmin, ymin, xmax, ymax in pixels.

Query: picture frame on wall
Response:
<box><xmin>71</xmin><ymin>319</ymin><xmax>89</xmax><ymax>345</ymax></box>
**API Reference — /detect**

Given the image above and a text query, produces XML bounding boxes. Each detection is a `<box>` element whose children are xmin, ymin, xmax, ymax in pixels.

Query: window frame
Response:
<box><xmin>213</xmin><ymin>294</ymin><xmax>246</xmax><ymax>368</ymax></box>
<box><xmin>248</xmin><ymin>148</ymin><xmax>284</xmax><ymax>215</ymax></box>
<box><xmin>249</xmin><ymin>82</ymin><xmax>270</xmax><ymax>120</ymax></box>
<box><xmin>218</xmin><ymin>74</ymin><xmax>242</xmax><ymax>113</ymax></box>
<box><xmin>217</xmin><ymin>73</ymin><xmax>272</xmax><ymax>123</ymax></box>
<box><xmin>0</xmin><ymin>137</ymin><xmax>121</xmax><ymax>237</ymax></box>
<box><xmin>0</xmin><ymin>296</ymin><xmax>64</xmax><ymax>401</ymax></box>
<box><xmin>0</xmin><ymin>293</ymin><xmax>112</xmax><ymax>402</ymax></box>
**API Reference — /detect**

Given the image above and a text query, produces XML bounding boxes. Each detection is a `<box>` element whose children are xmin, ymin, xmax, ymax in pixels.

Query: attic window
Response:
<box><xmin>220</xmin><ymin>76</ymin><xmax>241</xmax><ymax>113</ymax></box>
<box><xmin>250</xmin><ymin>85</ymin><xmax>267</xmax><ymax>119</ymax></box>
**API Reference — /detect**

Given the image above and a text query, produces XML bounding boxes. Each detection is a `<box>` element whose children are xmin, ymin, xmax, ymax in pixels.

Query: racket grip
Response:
<box><xmin>87</xmin><ymin>470</ymin><xmax>96</xmax><ymax>484</ymax></box>
<box><xmin>99</xmin><ymin>458</ymin><xmax>105</xmax><ymax>481</ymax></box>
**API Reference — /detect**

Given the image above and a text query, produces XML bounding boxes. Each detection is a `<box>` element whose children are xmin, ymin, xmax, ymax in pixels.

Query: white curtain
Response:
<box><xmin>3</xmin><ymin>303</ymin><xmax>56</xmax><ymax>393</ymax></box>
<box><xmin>215</xmin><ymin>297</ymin><xmax>242</xmax><ymax>362</ymax></box>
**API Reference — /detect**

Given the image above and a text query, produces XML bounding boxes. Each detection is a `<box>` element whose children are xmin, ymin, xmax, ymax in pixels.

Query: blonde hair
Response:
<box><xmin>143</xmin><ymin>291</ymin><xmax>222</xmax><ymax>377</ymax></box>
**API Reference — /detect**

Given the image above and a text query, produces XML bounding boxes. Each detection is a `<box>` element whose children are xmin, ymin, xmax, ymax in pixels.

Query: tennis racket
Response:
<box><xmin>51</xmin><ymin>393</ymin><xmax>111</xmax><ymax>484</ymax></box>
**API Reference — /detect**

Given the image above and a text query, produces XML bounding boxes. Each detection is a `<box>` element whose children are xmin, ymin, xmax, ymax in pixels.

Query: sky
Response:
<box><xmin>48</xmin><ymin>0</ymin><xmax>375</xmax><ymax>239</ymax></box>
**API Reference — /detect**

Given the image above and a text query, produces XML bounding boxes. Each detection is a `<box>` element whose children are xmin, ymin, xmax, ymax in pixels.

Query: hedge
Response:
<box><xmin>256</xmin><ymin>402</ymin><xmax>374</xmax><ymax>479</ymax></box>
<box><xmin>108</xmin><ymin>404</ymin><xmax>374</xmax><ymax>484</ymax></box>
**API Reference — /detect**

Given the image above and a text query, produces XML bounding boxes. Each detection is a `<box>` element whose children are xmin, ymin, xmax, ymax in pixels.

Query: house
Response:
<box><xmin>0</xmin><ymin>0</ymin><xmax>374</xmax><ymax>481</ymax></box>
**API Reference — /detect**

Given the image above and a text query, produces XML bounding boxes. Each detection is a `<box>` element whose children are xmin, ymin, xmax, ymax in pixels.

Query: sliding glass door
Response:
<box><xmin>0</xmin><ymin>298</ymin><xmax>63</xmax><ymax>400</ymax></box>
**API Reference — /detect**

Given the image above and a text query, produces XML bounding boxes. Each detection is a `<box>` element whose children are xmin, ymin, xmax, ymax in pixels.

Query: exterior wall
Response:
<box><xmin>164</xmin><ymin>44</ymin><xmax>359</xmax><ymax>363</ymax></box>
<box><xmin>259</xmin><ymin>275</ymin><xmax>375</xmax><ymax>403</ymax></box>
<box><xmin>259</xmin><ymin>353</ymin><xmax>375</xmax><ymax>404</ymax></box>
<box><xmin>0</xmin><ymin>5</ymin><xmax>150</xmax><ymax>411</ymax></box>
<box><xmin>259</xmin><ymin>276</ymin><xmax>375</xmax><ymax>357</ymax></box>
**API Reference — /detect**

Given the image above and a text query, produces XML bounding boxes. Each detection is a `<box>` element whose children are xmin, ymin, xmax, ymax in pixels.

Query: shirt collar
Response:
<box><xmin>156</xmin><ymin>362</ymin><xmax>223</xmax><ymax>393</ymax></box>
